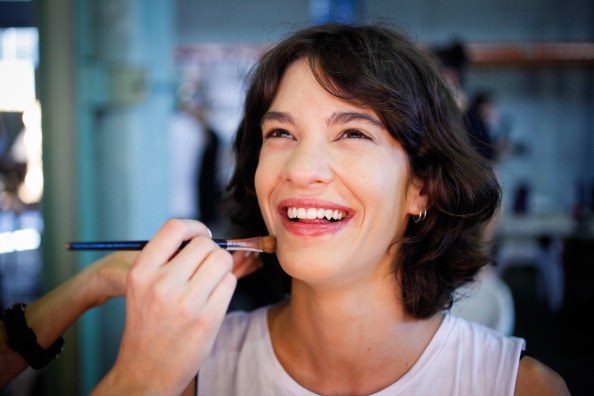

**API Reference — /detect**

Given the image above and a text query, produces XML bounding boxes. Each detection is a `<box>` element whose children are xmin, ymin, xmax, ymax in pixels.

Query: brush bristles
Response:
<box><xmin>225</xmin><ymin>236</ymin><xmax>276</xmax><ymax>253</ymax></box>
<box><xmin>259</xmin><ymin>236</ymin><xmax>277</xmax><ymax>254</ymax></box>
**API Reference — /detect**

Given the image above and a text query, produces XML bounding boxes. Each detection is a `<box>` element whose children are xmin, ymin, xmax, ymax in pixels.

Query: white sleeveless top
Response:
<box><xmin>197</xmin><ymin>306</ymin><xmax>525</xmax><ymax>395</ymax></box>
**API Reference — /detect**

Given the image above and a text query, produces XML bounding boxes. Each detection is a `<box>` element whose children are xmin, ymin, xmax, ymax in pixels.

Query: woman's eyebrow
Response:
<box><xmin>326</xmin><ymin>111</ymin><xmax>383</xmax><ymax>127</ymax></box>
<box><xmin>260</xmin><ymin>110</ymin><xmax>383</xmax><ymax>128</ymax></box>
<box><xmin>260</xmin><ymin>111</ymin><xmax>294</xmax><ymax>126</ymax></box>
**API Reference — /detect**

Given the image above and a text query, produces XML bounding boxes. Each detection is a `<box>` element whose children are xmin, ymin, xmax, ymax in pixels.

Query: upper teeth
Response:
<box><xmin>287</xmin><ymin>207</ymin><xmax>346</xmax><ymax>221</ymax></box>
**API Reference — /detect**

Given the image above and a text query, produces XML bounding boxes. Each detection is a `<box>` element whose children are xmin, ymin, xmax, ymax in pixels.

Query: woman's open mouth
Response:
<box><xmin>286</xmin><ymin>207</ymin><xmax>347</xmax><ymax>223</ymax></box>
<box><xmin>277</xmin><ymin>199</ymin><xmax>353</xmax><ymax>236</ymax></box>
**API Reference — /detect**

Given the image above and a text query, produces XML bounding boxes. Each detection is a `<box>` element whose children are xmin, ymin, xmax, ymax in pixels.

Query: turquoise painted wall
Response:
<box><xmin>39</xmin><ymin>0</ymin><xmax>174</xmax><ymax>393</ymax></box>
<box><xmin>74</xmin><ymin>0</ymin><xmax>174</xmax><ymax>392</ymax></box>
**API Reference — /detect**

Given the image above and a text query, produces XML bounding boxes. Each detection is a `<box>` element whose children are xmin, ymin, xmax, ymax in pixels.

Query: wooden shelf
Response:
<box><xmin>466</xmin><ymin>42</ymin><xmax>594</xmax><ymax>67</ymax></box>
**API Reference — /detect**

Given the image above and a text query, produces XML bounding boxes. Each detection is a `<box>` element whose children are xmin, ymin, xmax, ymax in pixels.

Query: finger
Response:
<box><xmin>136</xmin><ymin>219</ymin><xmax>211</xmax><ymax>272</ymax></box>
<box><xmin>186</xmin><ymin>249</ymin><xmax>233</xmax><ymax>305</ymax></box>
<box><xmin>190</xmin><ymin>272</ymin><xmax>237</xmax><ymax>331</ymax></box>
<box><xmin>231</xmin><ymin>251</ymin><xmax>263</xmax><ymax>279</ymax></box>
<box><xmin>165</xmin><ymin>235</ymin><xmax>222</xmax><ymax>282</ymax></box>
<box><xmin>183</xmin><ymin>272</ymin><xmax>237</xmax><ymax>365</ymax></box>
<box><xmin>203</xmin><ymin>272</ymin><xmax>237</xmax><ymax>323</ymax></box>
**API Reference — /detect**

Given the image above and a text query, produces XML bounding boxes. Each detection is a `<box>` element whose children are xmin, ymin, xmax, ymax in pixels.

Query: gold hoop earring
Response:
<box><xmin>414</xmin><ymin>209</ymin><xmax>427</xmax><ymax>223</ymax></box>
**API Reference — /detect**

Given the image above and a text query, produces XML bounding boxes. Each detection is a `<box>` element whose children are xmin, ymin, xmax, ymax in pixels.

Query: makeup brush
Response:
<box><xmin>65</xmin><ymin>236</ymin><xmax>277</xmax><ymax>254</ymax></box>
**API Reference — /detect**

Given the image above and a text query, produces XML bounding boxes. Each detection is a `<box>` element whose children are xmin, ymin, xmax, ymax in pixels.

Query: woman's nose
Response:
<box><xmin>281</xmin><ymin>139</ymin><xmax>333</xmax><ymax>187</ymax></box>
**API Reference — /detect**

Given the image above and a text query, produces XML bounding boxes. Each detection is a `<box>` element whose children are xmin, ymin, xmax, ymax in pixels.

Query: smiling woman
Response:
<box><xmin>228</xmin><ymin>24</ymin><xmax>498</xmax><ymax>319</ymax></box>
<box><xmin>89</xmin><ymin>23</ymin><xmax>569</xmax><ymax>396</ymax></box>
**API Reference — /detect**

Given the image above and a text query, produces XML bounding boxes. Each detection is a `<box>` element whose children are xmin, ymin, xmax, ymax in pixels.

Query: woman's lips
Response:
<box><xmin>277</xmin><ymin>199</ymin><xmax>354</xmax><ymax>237</ymax></box>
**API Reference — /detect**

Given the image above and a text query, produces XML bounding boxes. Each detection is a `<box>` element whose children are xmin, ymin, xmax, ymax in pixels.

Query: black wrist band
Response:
<box><xmin>1</xmin><ymin>302</ymin><xmax>64</xmax><ymax>369</ymax></box>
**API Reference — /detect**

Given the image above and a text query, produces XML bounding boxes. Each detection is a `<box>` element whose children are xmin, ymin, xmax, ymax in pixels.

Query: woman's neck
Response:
<box><xmin>268</xmin><ymin>276</ymin><xmax>443</xmax><ymax>395</ymax></box>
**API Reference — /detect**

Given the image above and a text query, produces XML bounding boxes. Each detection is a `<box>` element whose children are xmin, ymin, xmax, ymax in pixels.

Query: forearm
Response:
<box><xmin>1</xmin><ymin>263</ymin><xmax>97</xmax><ymax>386</ymax></box>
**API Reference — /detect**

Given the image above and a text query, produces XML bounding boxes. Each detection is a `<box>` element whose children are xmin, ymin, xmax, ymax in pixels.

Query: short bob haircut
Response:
<box><xmin>225</xmin><ymin>23</ymin><xmax>501</xmax><ymax>319</ymax></box>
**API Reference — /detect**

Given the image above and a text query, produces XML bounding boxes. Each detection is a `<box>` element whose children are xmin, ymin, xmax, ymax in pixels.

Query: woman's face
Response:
<box><xmin>255</xmin><ymin>59</ymin><xmax>426</xmax><ymax>287</ymax></box>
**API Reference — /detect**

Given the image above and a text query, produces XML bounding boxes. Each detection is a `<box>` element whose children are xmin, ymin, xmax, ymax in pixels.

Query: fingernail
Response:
<box><xmin>207</xmin><ymin>228</ymin><xmax>213</xmax><ymax>238</ymax></box>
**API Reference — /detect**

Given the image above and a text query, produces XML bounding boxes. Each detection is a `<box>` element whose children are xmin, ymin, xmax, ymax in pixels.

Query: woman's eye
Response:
<box><xmin>264</xmin><ymin>129</ymin><xmax>293</xmax><ymax>139</ymax></box>
<box><xmin>339</xmin><ymin>129</ymin><xmax>371</xmax><ymax>140</ymax></box>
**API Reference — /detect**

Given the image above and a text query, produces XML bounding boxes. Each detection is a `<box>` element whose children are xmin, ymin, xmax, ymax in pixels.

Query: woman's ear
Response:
<box><xmin>406</xmin><ymin>176</ymin><xmax>429</xmax><ymax>217</ymax></box>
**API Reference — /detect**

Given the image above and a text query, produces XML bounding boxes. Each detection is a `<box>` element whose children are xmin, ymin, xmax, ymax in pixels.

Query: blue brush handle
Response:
<box><xmin>66</xmin><ymin>239</ymin><xmax>227</xmax><ymax>251</ymax></box>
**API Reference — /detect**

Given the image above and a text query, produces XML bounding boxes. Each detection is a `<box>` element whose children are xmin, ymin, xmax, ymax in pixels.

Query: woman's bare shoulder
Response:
<box><xmin>515</xmin><ymin>356</ymin><xmax>570</xmax><ymax>395</ymax></box>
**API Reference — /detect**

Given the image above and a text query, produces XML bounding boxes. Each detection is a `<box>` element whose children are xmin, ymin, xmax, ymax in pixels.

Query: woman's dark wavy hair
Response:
<box><xmin>224</xmin><ymin>23</ymin><xmax>501</xmax><ymax>319</ymax></box>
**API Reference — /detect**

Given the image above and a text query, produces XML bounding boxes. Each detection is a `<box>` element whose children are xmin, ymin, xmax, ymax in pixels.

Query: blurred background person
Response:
<box><xmin>168</xmin><ymin>82</ymin><xmax>223</xmax><ymax>230</ymax></box>
<box><xmin>168</xmin><ymin>83</ymin><xmax>206</xmax><ymax>221</ymax></box>
<box><xmin>465</xmin><ymin>90</ymin><xmax>511</xmax><ymax>166</ymax></box>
